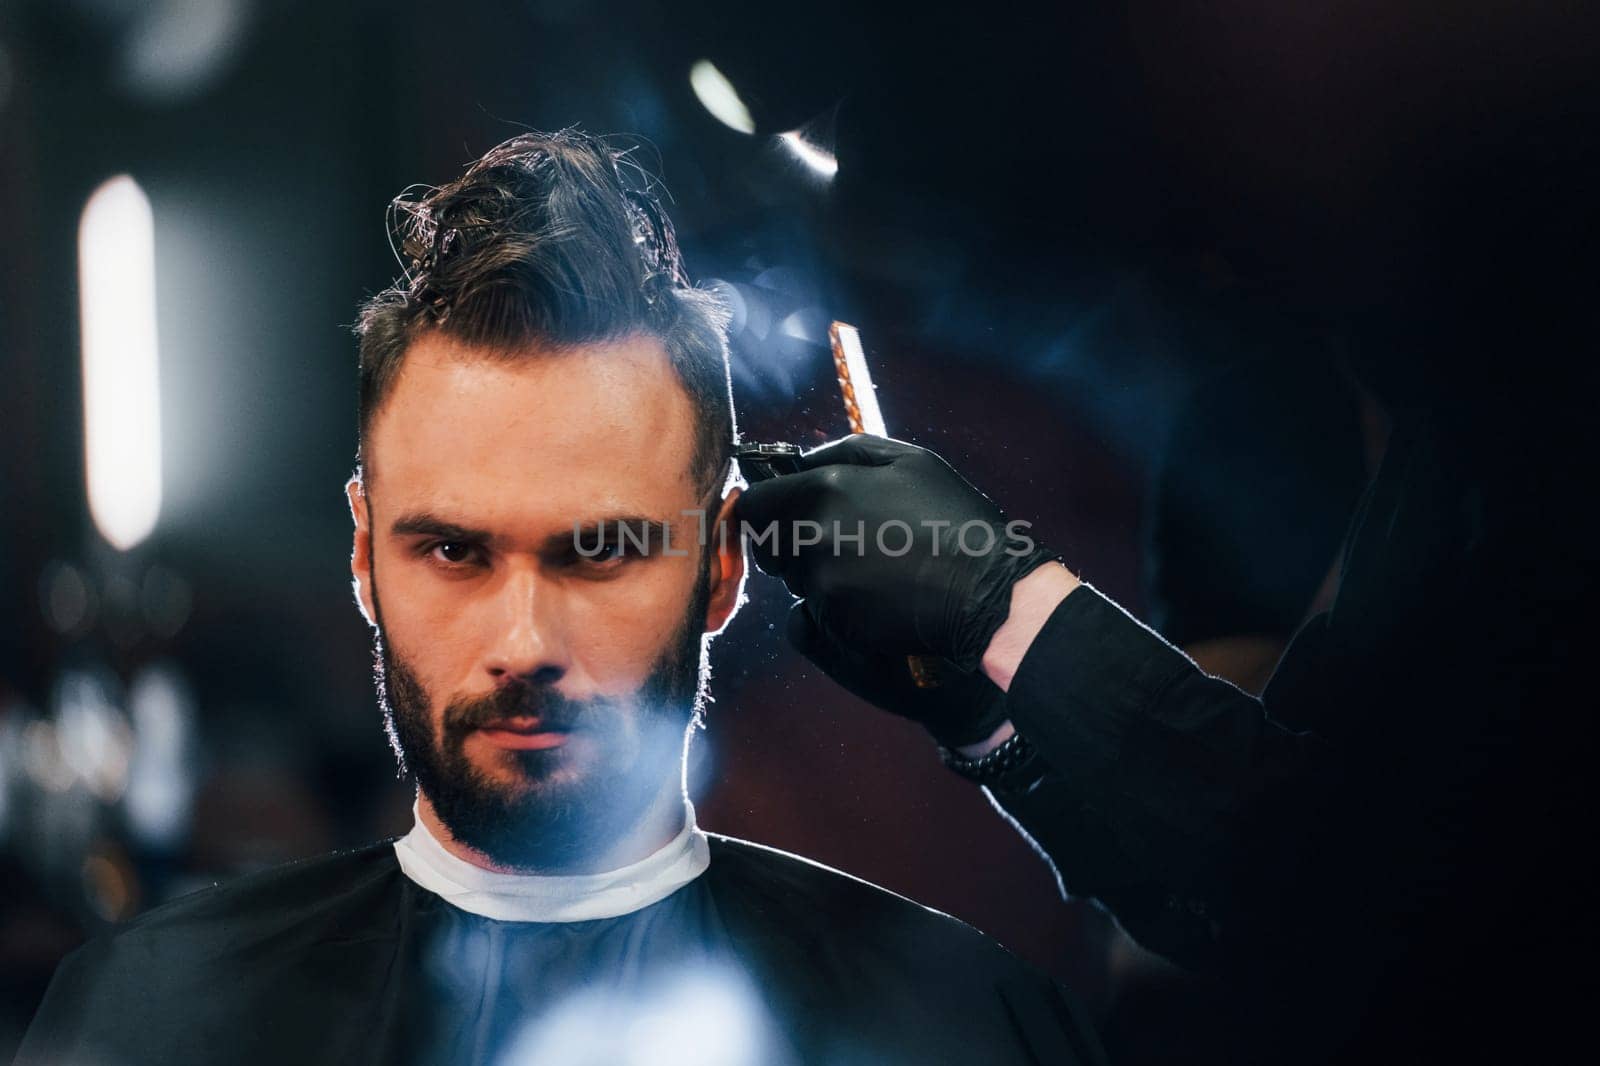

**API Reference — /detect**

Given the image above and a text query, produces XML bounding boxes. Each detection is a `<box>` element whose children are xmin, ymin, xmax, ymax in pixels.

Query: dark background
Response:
<box><xmin>1</xmin><ymin>0</ymin><xmax>1594</xmax><ymax>1058</ymax></box>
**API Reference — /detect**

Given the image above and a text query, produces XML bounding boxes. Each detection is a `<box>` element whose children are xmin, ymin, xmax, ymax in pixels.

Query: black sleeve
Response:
<box><xmin>986</xmin><ymin>584</ymin><xmax>1332</xmax><ymax>973</ymax></box>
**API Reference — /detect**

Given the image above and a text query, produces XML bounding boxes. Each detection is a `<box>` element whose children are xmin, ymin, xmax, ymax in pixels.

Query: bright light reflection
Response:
<box><xmin>779</xmin><ymin>131</ymin><xmax>838</xmax><ymax>179</ymax></box>
<box><xmin>79</xmin><ymin>175</ymin><xmax>163</xmax><ymax>551</ymax></box>
<box><xmin>689</xmin><ymin>60</ymin><xmax>755</xmax><ymax>135</ymax></box>
<box><xmin>497</xmin><ymin>965</ymin><xmax>770</xmax><ymax>1066</ymax></box>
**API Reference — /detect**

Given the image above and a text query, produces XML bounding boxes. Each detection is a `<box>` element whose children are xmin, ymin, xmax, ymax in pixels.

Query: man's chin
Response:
<box><xmin>426</xmin><ymin>774</ymin><xmax>604</xmax><ymax>867</ymax></box>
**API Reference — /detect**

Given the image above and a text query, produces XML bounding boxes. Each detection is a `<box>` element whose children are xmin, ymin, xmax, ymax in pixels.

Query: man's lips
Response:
<box><xmin>472</xmin><ymin>717</ymin><xmax>571</xmax><ymax>751</ymax></box>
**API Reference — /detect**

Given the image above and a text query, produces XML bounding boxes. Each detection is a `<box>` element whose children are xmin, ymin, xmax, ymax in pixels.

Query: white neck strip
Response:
<box><xmin>393</xmin><ymin>800</ymin><xmax>710</xmax><ymax>923</ymax></box>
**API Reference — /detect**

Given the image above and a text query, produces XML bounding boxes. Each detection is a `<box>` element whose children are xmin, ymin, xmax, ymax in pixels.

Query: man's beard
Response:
<box><xmin>371</xmin><ymin>561</ymin><xmax>712</xmax><ymax>871</ymax></box>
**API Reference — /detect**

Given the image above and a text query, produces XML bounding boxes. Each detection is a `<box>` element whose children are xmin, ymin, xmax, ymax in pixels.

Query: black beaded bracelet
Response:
<box><xmin>937</xmin><ymin>730</ymin><xmax>1037</xmax><ymax>785</ymax></box>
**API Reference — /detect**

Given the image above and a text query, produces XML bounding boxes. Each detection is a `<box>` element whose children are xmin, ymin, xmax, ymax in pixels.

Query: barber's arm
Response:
<box><xmin>737</xmin><ymin>435</ymin><xmax>1331</xmax><ymax>974</ymax></box>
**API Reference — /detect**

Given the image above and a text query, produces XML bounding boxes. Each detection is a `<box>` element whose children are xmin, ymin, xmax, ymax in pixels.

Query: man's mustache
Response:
<box><xmin>440</xmin><ymin>681</ymin><xmax>591</xmax><ymax>737</ymax></box>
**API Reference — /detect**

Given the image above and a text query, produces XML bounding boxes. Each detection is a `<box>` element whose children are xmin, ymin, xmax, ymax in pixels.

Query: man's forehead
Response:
<box><xmin>365</xmin><ymin>332</ymin><xmax>701</xmax><ymax>519</ymax></box>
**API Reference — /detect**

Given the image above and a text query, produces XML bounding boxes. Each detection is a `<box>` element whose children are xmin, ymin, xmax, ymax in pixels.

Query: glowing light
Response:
<box><xmin>55</xmin><ymin>671</ymin><xmax>133</xmax><ymax>802</ymax></box>
<box><xmin>120</xmin><ymin>0</ymin><xmax>251</xmax><ymax>102</ymax></box>
<box><xmin>23</xmin><ymin>720</ymin><xmax>75</xmax><ymax>794</ymax></box>
<box><xmin>622</xmin><ymin>970</ymin><xmax>764</xmax><ymax>1066</ymax></box>
<box><xmin>779</xmin><ymin>131</ymin><xmax>838</xmax><ymax>179</ymax></box>
<box><xmin>779</xmin><ymin>309</ymin><xmax>825</xmax><ymax>344</ymax></box>
<box><xmin>124</xmin><ymin>663</ymin><xmax>197</xmax><ymax>848</ymax></box>
<box><xmin>497</xmin><ymin>964</ymin><xmax>770</xmax><ymax>1066</ymax></box>
<box><xmin>832</xmin><ymin>323</ymin><xmax>887</xmax><ymax>436</ymax></box>
<box><xmin>79</xmin><ymin>175</ymin><xmax>163</xmax><ymax>551</ymax></box>
<box><xmin>689</xmin><ymin>60</ymin><xmax>755</xmax><ymax>135</ymax></box>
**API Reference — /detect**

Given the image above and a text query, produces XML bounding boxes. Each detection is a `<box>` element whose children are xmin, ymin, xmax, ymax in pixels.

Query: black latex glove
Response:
<box><xmin>787</xmin><ymin>601</ymin><xmax>1010</xmax><ymax>748</ymax></box>
<box><xmin>736</xmin><ymin>434</ymin><xmax>1056</xmax><ymax>674</ymax></box>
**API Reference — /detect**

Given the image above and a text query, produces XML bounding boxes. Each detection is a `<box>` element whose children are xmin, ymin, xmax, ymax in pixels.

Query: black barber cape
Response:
<box><xmin>16</xmin><ymin>828</ymin><xmax>1102</xmax><ymax>1065</ymax></box>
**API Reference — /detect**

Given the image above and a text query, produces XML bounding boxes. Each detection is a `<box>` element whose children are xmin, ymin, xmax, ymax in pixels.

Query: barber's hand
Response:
<box><xmin>786</xmin><ymin>602</ymin><xmax>1010</xmax><ymax>748</ymax></box>
<box><xmin>736</xmin><ymin>434</ymin><xmax>1056</xmax><ymax>674</ymax></box>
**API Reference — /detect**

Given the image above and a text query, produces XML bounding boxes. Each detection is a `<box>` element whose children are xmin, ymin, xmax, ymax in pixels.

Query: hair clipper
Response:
<box><xmin>734</xmin><ymin>442</ymin><xmax>805</xmax><ymax>483</ymax></box>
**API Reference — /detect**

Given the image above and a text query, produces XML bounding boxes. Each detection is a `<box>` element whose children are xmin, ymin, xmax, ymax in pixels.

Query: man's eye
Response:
<box><xmin>566</xmin><ymin>530</ymin><xmax>650</xmax><ymax>570</ymax></box>
<box><xmin>567</xmin><ymin>539</ymin><xmax>628</xmax><ymax>568</ymax></box>
<box><xmin>427</xmin><ymin>542</ymin><xmax>482</xmax><ymax>567</ymax></box>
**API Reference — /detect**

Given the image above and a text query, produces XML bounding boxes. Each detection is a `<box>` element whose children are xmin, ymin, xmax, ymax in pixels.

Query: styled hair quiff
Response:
<box><xmin>355</xmin><ymin>130</ymin><xmax>735</xmax><ymax>495</ymax></box>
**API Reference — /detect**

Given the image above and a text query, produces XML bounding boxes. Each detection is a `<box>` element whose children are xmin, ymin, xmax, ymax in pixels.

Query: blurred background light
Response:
<box><xmin>22</xmin><ymin>720</ymin><xmax>75</xmax><ymax>796</ymax></box>
<box><xmin>689</xmin><ymin>60</ymin><xmax>755</xmax><ymax>134</ymax></box>
<box><xmin>777</xmin><ymin>307</ymin><xmax>826</xmax><ymax>344</ymax></box>
<box><xmin>777</xmin><ymin>130</ymin><xmax>837</xmax><ymax>179</ymax></box>
<box><xmin>708</xmin><ymin>270</ymin><xmax>830</xmax><ymax>405</ymax></box>
<box><xmin>53</xmin><ymin>671</ymin><xmax>133</xmax><ymax>803</ymax></box>
<box><xmin>81</xmin><ymin>846</ymin><xmax>140</xmax><ymax>922</ymax></box>
<box><xmin>118</xmin><ymin>0</ymin><xmax>255</xmax><ymax>103</ymax></box>
<box><xmin>39</xmin><ymin>561</ymin><xmax>96</xmax><ymax>637</ymax></box>
<box><xmin>78</xmin><ymin>175</ymin><xmax>163</xmax><ymax>553</ymax></box>
<box><xmin>123</xmin><ymin>662</ymin><xmax>197</xmax><ymax>850</ymax></box>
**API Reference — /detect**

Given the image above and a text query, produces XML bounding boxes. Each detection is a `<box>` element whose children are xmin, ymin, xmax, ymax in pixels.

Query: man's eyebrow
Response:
<box><xmin>544</xmin><ymin>516</ymin><xmax>675</xmax><ymax>551</ymax></box>
<box><xmin>389</xmin><ymin>512</ymin><xmax>491</xmax><ymax>541</ymax></box>
<box><xmin>389</xmin><ymin>512</ymin><xmax>685</xmax><ymax>548</ymax></box>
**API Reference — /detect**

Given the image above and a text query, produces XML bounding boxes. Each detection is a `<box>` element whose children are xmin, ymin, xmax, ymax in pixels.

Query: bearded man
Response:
<box><xmin>16</xmin><ymin>131</ymin><xmax>1102</xmax><ymax>1066</ymax></box>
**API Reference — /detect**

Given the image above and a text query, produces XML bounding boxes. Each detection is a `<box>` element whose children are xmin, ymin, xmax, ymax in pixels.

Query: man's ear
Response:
<box><xmin>702</xmin><ymin>487</ymin><xmax>747</xmax><ymax>636</ymax></box>
<box><xmin>346</xmin><ymin>475</ymin><xmax>378</xmax><ymax>627</ymax></box>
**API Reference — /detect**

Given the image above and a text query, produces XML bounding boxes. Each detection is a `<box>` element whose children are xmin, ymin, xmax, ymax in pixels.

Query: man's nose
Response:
<box><xmin>483</xmin><ymin>564</ymin><xmax>568</xmax><ymax>686</ymax></box>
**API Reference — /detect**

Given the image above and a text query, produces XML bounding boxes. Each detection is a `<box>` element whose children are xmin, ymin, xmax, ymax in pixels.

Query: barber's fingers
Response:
<box><xmin>786</xmin><ymin>599</ymin><xmax>829</xmax><ymax>660</ymax></box>
<box><xmin>733</xmin><ymin>474</ymin><xmax>828</xmax><ymax>581</ymax></box>
<box><xmin>787</xmin><ymin>600</ymin><xmax>863</xmax><ymax>666</ymax></box>
<box><xmin>734</xmin><ymin>434</ymin><xmax>918</xmax><ymax>532</ymax></box>
<box><xmin>787</xmin><ymin>600</ymin><xmax>1008</xmax><ymax>744</ymax></box>
<box><xmin>788</xmin><ymin>601</ymin><xmax>931</xmax><ymax>701</ymax></box>
<box><xmin>793</xmin><ymin>433</ymin><xmax>916</xmax><ymax>472</ymax></box>
<box><xmin>786</xmin><ymin>601</ymin><xmax>894</xmax><ymax>701</ymax></box>
<box><xmin>797</xmin><ymin>435</ymin><xmax>987</xmax><ymax>509</ymax></box>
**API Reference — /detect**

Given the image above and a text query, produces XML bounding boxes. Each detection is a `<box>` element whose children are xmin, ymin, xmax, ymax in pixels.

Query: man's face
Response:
<box><xmin>348</xmin><ymin>332</ymin><xmax>743</xmax><ymax>870</ymax></box>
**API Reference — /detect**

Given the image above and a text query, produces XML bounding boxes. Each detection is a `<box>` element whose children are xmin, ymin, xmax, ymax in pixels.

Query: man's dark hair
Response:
<box><xmin>355</xmin><ymin>130</ymin><xmax>735</xmax><ymax>495</ymax></box>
